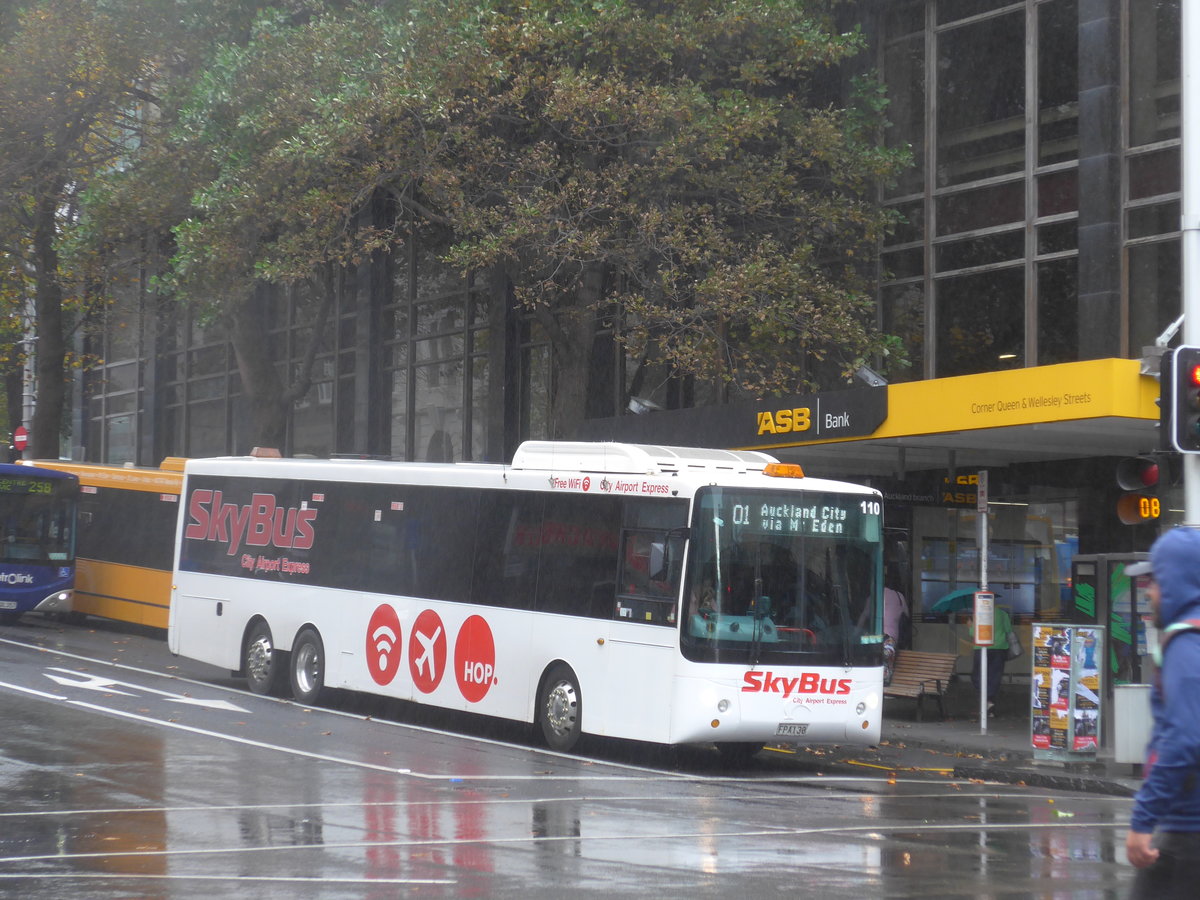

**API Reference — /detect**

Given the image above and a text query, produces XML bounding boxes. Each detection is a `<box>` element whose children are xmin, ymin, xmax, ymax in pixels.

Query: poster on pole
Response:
<box><xmin>1031</xmin><ymin>623</ymin><xmax>1105</xmax><ymax>759</ymax></box>
<box><xmin>973</xmin><ymin>591</ymin><xmax>995</xmax><ymax>645</ymax></box>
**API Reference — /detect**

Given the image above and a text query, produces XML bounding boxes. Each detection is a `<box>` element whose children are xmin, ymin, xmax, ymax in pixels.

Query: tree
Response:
<box><xmin>0</xmin><ymin>1</ymin><xmax>149</xmax><ymax>455</ymax></box>
<box><xmin>89</xmin><ymin>0</ymin><xmax>906</xmax><ymax>447</ymax></box>
<box><xmin>431</xmin><ymin>0</ymin><xmax>908</xmax><ymax>434</ymax></box>
<box><xmin>84</xmin><ymin>2</ymin><xmax>395</xmax><ymax>450</ymax></box>
<box><xmin>1</xmin><ymin>0</ymin><xmax>311</xmax><ymax>458</ymax></box>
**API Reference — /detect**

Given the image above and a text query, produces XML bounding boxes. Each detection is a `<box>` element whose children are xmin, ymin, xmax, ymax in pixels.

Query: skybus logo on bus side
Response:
<box><xmin>184</xmin><ymin>490</ymin><xmax>319</xmax><ymax>556</ymax></box>
<box><xmin>741</xmin><ymin>671</ymin><xmax>852</xmax><ymax>697</ymax></box>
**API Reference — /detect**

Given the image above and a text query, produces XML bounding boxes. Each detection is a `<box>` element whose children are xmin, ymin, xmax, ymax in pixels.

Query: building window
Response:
<box><xmin>1128</xmin><ymin>238</ymin><xmax>1181</xmax><ymax>357</ymax></box>
<box><xmin>935</xmin><ymin>10</ymin><xmax>1025</xmax><ymax>187</ymax></box>
<box><xmin>385</xmin><ymin>242</ymin><xmax>483</xmax><ymax>462</ymax></box>
<box><xmin>935</xmin><ymin>266</ymin><xmax>1024</xmax><ymax>376</ymax></box>
<box><xmin>1129</xmin><ymin>0</ymin><xmax>1180</xmax><ymax>148</ymax></box>
<box><xmin>1036</xmin><ymin>257</ymin><xmax>1079</xmax><ymax>365</ymax></box>
<box><xmin>1037</xmin><ymin>0</ymin><xmax>1080</xmax><ymax>166</ymax></box>
<box><xmin>879</xmin><ymin>1</ymin><xmax>1086</xmax><ymax>380</ymax></box>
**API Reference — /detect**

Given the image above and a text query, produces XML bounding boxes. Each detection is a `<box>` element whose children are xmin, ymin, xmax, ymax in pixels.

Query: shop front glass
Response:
<box><xmin>910</xmin><ymin>500</ymin><xmax>1078</xmax><ymax>653</ymax></box>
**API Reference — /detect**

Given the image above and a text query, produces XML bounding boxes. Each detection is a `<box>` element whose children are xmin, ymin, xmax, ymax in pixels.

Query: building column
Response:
<box><xmin>1076</xmin><ymin>0</ymin><xmax>1122</xmax><ymax>358</ymax></box>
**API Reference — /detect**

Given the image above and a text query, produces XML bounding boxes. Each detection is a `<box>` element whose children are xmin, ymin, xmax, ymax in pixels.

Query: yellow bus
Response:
<box><xmin>33</xmin><ymin>459</ymin><xmax>183</xmax><ymax>630</ymax></box>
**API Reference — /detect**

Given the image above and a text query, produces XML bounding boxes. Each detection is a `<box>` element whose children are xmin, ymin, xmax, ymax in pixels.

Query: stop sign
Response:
<box><xmin>12</xmin><ymin>426</ymin><xmax>27</xmax><ymax>451</ymax></box>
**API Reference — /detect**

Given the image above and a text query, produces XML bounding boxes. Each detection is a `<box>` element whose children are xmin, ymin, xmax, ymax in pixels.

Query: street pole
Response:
<box><xmin>978</xmin><ymin>471</ymin><xmax>989</xmax><ymax>735</ymax></box>
<box><xmin>1183</xmin><ymin>1</ymin><xmax>1200</xmax><ymax>523</ymax></box>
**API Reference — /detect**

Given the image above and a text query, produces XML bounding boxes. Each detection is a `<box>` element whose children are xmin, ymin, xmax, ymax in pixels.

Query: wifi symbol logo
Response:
<box><xmin>365</xmin><ymin>605</ymin><xmax>403</xmax><ymax>685</ymax></box>
<box><xmin>373</xmin><ymin>625</ymin><xmax>398</xmax><ymax>671</ymax></box>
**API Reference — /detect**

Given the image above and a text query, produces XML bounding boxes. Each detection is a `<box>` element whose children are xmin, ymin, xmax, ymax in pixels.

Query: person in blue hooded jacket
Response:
<box><xmin>1126</xmin><ymin>527</ymin><xmax>1200</xmax><ymax>898</ymax></box>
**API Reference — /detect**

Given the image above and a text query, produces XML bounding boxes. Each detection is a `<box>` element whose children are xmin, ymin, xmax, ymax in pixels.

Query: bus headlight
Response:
<box><xmin>717</xmin><ymin>699</ymin><xmax>730</xmax><ymax>713</ymax></box>
<box><xmin>856</xmin><ymin>702</ymin><xmax>867</xmax><ymax>716</ymax></box>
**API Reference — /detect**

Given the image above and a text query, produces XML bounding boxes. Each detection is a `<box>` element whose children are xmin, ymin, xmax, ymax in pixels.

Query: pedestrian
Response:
<box><xmin>970</xmin><ymin>603</ymin><xmax>1011</xmax><ymax>716</ymax></box>
<box><xmin>883</xmin><ymin>571</ymin><xmax>910</xmax><ymax>649</ymax></box>
<box><xmin>1125</xmin><ymin>528</ymin><xmax>1200</xmax><ymax>898</ymax></box>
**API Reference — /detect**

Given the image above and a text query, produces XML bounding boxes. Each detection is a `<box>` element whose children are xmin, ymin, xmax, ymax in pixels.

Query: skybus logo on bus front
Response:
<box><xmin>742</xmin><ymin>671</ymin><xmax>852</xmax><ymax>698</ymax></box>
<box><xmin>184</xmin><ymin>490</ymin><xmax>318</xmax><ymax>556</ymax></box>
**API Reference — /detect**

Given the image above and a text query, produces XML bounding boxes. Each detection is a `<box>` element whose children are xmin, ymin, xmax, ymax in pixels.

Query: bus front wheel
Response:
<box><xmin>538</xmin><ymin>664</ymin><xmax>582</xmax><ymax>753</ymax></box>
<box><xmin>244</xmin><ymin>621</ymin><xmax>287</xmax><ymax>696</ymax></box>
<box><xmin>290</xmin><ymin>627</ymin><xmax>327</xmax><ymax>705</ymax></box>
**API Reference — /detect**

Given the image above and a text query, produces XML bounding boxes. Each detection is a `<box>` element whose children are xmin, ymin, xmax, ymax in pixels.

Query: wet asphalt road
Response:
<box><xmin>0</xmin><ymin>617</ymin><xmax>1137</xmax><ymax>898</ymax></box>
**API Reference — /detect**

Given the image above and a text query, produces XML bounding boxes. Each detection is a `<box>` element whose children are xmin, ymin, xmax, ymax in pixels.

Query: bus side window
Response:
<box><xmin>535</xmin><ymin>494</ymin><xmax>622</xmax><ymax>618</ymax></box>
<box><xmin>617</xmin><ymin>530</ymin><xmax>677</xmax><ymax>625</ymax></box>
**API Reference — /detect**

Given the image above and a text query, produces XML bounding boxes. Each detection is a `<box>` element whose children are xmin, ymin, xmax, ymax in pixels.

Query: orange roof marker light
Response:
<box><xmin>762</xmin><ymin>462</ymin><xmax>805</xmax><ymax>478</ymax></box>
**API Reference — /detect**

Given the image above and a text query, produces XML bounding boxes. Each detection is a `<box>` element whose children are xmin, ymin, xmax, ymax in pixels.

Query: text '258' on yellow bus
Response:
<box><xmin>32</xmin><ymin>459</ymin><xmax>184</xmax><ymax>631</ymax></box>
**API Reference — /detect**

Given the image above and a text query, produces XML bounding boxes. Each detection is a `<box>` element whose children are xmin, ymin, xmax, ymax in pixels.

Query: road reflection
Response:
<box><xmin>0</xmin><ymin>718</ymin><xmax>168</xmax><ymax>886</ymax></box>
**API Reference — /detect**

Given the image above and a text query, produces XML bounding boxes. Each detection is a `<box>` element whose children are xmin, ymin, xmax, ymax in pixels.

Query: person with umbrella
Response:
<box><xmin>933</xmin><ymin>588</ymin><xmax>1010</xmax><ymax>716</ymax></box>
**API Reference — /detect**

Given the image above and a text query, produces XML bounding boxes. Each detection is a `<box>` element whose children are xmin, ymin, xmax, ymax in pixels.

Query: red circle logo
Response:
<box><xmin>582</xmin><ymin>476</ymin><xmax>591</xmax><ymax>491</ymax></box>
<box><xmin>407</xmin><ymin>609</ymin><xmax>447</xmax><ymax>694</ymax></box>
<box><xmin>454</xmin><ymin>615</ymin><xmax>496</xmax><ymax>703</ymax></box>
<box><xmin>365</xmin><ymin>605</ymin><xmax>403</xmax><ymax>686</ymax></box>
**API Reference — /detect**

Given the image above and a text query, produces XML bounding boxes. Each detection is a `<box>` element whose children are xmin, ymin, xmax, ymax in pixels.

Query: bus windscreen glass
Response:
<box><xmin>0</xmin><ymin>482</ymin><xmax>77</xmax><ymax>564</ymax></box>
<box><xmin>682</xmin><ymin>487</ymin><xmax>883</xmax><ymax>667</ymax></box>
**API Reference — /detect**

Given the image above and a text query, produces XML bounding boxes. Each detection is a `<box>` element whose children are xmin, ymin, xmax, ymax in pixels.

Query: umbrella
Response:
<box><xmin>929</xmin><ymin>587</ymin><xmax>1002</xmax><ymax>615</ymax></box>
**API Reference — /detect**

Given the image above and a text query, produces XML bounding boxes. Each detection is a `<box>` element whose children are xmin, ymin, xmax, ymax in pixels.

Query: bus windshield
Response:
<box><xmin>0</xmin><ymin>477</ymin><xmax>77</xmax><ymax>566</ymax></box>
<box><xmin>682</xmin><ymin>486</ymin><xmax>882</xmax><ymax>667</ymax></box>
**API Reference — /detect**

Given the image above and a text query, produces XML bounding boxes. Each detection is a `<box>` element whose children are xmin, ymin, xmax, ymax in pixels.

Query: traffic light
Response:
<box><xmin>1172</xmin><ymin>345</ymin><xmax>1200</xmax><ymax>453</ymax></box>
<box><xmin>1116</xmin><ymin>455</ymin><xmax>1162</xmax><ymax>525</ymax></box>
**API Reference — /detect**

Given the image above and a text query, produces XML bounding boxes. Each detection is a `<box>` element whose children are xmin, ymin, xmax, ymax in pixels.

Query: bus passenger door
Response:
<box><xmin>600</xmin><ymin>530</ymin><xmax>682</xmax><ymax>743</ymax></box>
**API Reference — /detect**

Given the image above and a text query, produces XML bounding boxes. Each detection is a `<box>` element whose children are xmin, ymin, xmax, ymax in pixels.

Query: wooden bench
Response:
<box><xmin>883</xmin><ymin>650</ymin><xmax>959</xmax><ymax>721</ymax></box>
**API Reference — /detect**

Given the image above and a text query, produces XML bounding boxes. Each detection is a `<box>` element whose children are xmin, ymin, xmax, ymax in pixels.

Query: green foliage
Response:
<box><xmin>77</xmin><ymin>0</ymin><xmax>909</xmax><ymax>438</ymax></box>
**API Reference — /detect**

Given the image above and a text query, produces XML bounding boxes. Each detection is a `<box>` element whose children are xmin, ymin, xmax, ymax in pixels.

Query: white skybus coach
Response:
<box><xmin>168</xmin><ymin>441</ymin><xmax>886</xmax><ymax>760</ymax></box>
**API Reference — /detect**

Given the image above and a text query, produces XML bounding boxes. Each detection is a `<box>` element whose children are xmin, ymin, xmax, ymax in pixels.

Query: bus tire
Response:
<box><xmin>715</xmin><ymin>742</ymin><xmax>764</xmax><ymax>766</ymax></box>
<box><xmin>244</xmin><ymin>620</ymin><xmax>287</xmax><ymax>696</ymax></box>
<box><xmin>538</xmin><ymin>664</ymin><xmax>582</xmax><ymax>753</ymax></box>
<box><xmin>290</xmin><ymin>627</ymin><xmax>327</xmax><ymax>705</ymax></box>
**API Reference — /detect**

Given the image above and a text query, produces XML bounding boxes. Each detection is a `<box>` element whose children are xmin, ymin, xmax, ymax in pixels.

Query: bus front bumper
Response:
<box><xmin>33</xmin><ymin>589</ymin><xmax>73</xmax><ymax>614</ymax></box>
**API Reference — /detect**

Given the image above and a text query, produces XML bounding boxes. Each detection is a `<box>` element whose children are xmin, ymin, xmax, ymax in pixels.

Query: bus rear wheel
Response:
<box><xmin>290</xmin><ymin>627</ymin><xmax>327</xmax><ymax>705</ymax></box>
<box><xmin>244</xmin><ymin>621</ymin><xmax>287</xmax><ymax>696</ymax></box>
<box><xmin>538</xmin><ymin>664</ymin><xmax>582</xmax><ymax>753</ymax></box>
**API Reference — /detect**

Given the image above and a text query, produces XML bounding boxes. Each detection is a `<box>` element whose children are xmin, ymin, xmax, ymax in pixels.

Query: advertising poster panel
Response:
<box><xmin>1031</xmin><ymin>623</ymin><xmax>1105</xmax><ymax>759</ymax></box>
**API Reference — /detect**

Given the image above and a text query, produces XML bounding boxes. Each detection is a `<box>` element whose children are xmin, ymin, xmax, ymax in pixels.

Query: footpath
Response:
<box><xmin>781</xmin><ymin>677</ymin><xmax>1142</xmax><ymax>798</ymax></box>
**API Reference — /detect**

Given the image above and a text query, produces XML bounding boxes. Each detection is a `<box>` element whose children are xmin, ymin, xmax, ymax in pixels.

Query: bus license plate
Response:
<box><xmin>776</xmin><ymin>722</ymin><xmax>809</xmax><ymax>737</ymax></box>
<box><xmin>0</xmin><ymin>601</ymin><xmax>16</xmax><ymax>610</ymax></box>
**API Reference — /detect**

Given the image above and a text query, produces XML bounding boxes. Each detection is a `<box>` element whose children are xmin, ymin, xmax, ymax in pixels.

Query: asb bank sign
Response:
<box><xmin>750</xmin><ymin>387</ymin><xmax>887</xmax><ymax>443</ymax></box>
<box><xmin>573</xmin><ymin>386</ymin><xmax>887</xmax><ymax>449</ymax></box>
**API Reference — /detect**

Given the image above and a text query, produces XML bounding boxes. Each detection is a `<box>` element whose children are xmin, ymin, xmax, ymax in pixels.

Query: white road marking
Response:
<box><xmin>0</xmin><ymin>789</ymin><xmax>1126</xmax><ymax>821</ymax></box>
<box><xmin>44</xmin><ymin>666</ymin><xmax>250</xmax><ymax>712</ymax></box>
<box><xmin>0</xmin><ymin>818</ymin><xmax>1128</xmax><ymax>866</ymax></box>
<box><xmin>43</xmin><ymin>670</ymin><xmax>137</xmax><ymax>695</ymax></box>
<box><xmin>0</xmin><ymin>873</ymin><xmax>456</xmax><ymax>885</ymax></box>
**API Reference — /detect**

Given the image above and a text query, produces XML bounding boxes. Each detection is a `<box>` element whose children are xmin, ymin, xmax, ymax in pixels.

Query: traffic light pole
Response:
<box><xmin>1183</xmin><ymin>1</ymin><xmax>1200</xmax><ymax>525</ymax></box>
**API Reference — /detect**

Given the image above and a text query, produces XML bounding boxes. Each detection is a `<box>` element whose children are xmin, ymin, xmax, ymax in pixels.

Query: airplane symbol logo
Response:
<box><xmin>413</xmin><ymin>625</ymin><xmax>442</xmax><ymax>679</ymax></box>
<box><xmin>408</xmin><ymin>609</ymin><xmax>447</xmax><ymax>694</ymax></box>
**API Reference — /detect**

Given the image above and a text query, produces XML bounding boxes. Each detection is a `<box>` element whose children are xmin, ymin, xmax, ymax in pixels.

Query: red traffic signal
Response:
<box><xmin>1116</xmin><ymin>455</ymin><xmax>1162</xmax><ymax>525</ymax></box>
<box><xmin>1116</xmin><ymin>456</ymin><xmax>1159</xmax><ymax>491</ymax></box>
<box><xmin>1172</xmin><ymin>345</ymin><xmax>1200</xmax><ymax>453</ymax></box>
